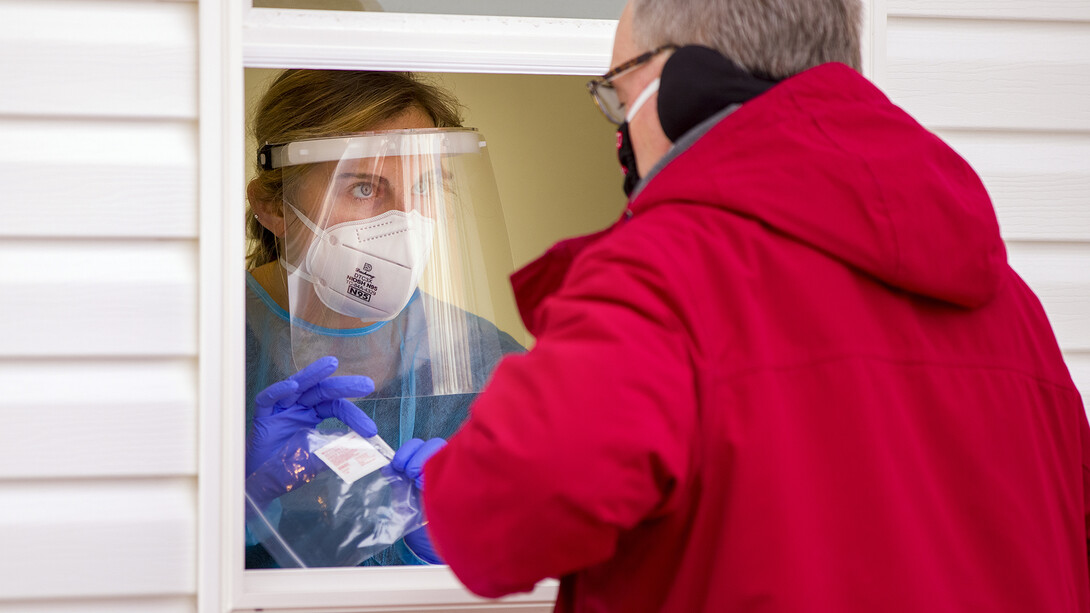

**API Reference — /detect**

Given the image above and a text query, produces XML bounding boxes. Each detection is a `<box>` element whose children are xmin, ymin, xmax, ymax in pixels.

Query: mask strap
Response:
<box><xmin>285</xmin><ymin>202</ymin><xmax>323</xmax><ymax>236</ymax></box>
<box><xmin>280</xmin><ymin>203</ymin><xmax>324</xmax><ymax>285</ymax></box>
<box><xmin>279</xmin><ymin>256</ymin><xmax>321</xmax><ymax>287</ymax></box>
<box><xmin>625</xmin><ymin>78</ymin><xmax>661</xmax><ymax>123</ymax></box>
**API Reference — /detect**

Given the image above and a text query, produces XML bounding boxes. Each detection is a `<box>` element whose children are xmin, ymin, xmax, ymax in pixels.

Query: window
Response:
<box><xmin>254</xmin><ymin>0</ymin><xmax>628</xmax><ymax>20</ymax></box>
<box><xmin>206</xmin><ymin>4</ymin><xmax>623</xmax><ymax>612</ymax></box>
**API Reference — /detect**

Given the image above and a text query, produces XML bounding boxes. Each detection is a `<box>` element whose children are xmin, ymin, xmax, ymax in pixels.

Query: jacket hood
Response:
<box><xmin>632</xmin><ymin>62</ymin><xmax>1006</xmax><ymax>308</ymax></box>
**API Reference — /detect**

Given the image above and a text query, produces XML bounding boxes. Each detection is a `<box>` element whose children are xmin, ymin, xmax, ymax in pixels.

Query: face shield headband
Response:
<box><xmin>258</xmin><ymin>129</ymin><xmax>482</xmax><ymax>171</ymax></box>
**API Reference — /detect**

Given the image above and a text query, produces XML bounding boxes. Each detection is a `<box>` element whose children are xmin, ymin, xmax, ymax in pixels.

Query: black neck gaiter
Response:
<box><xmin>657</xmin><ymin>45</ymin><xmax>780</xmax><ymax>143</ymax></box>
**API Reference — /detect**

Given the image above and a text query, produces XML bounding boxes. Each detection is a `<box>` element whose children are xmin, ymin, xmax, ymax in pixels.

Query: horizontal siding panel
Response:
<box><xmin>0</xmin><ymin>597</ymin><xmax>194</xmax><ymax>613</ymax></box>
<box><xmin>0</xmin><ymin>1</ymin><xmax>197</xmax><ymax>119</ymax></box>
<box><xmin>0</xmin><ymin>479</ymin><xmax>195</xmax><ymax>600</ymax></box>
<box><xmin>0</xmin><ymin>119</ymin><xmax>198</xmax><ymax>239</ymax></box>
<box><xmin>935</xmin><ymin>130</ymin><xmax>1090</xmax><ymax>241</ymax></box>
<box><xmin>0</xmin><ymin>240</ymin><xmax>198</xmax><ymax>357</ymax></box>
<box><xmin>889</xmin><ymin>0</ymin><xmax>1090</xmax><ymax>22</ymax></box>
<box><xmin>0</xmin><ymin>359</ymin><xmax>197</xmax><ymax>478</ymax></box>
<box><xmin>885</xmin><ymin>18</ymin><xmax>1090</xmax><ymax>131</ymax></box>
<box><xmin>1067</xmin><ymin>353</ymin><xmax>1090</xmax><ymax>411</ymax></box>
<box><xmin>1007</xmin><ymin>243</ymin><xmax>1090</xmax><ymax>352</ymax></box>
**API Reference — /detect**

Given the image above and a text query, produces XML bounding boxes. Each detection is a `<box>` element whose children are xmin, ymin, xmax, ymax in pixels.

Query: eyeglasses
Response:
<box><xmin>586</xmin><ymin>45</ymin><xmax>678</xmax><ymax>124</ymax></box>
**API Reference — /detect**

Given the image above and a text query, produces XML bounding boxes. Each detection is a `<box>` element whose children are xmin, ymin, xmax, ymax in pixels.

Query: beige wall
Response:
<box><xmin>244</xmin><ymin>69</ymin><xmax>626</xmax><ymax>343</ymax></box>
<box><xmin>425</xmin><ymin>72</ymin><xmax>627</xmax><ymax>268</ymax></box>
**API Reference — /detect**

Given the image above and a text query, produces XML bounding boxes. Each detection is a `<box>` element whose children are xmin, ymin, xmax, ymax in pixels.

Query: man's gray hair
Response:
<box><xmin>630</xmin><ymin>0</ymin><xmax>863</xmax><ymax>78</ymax></box>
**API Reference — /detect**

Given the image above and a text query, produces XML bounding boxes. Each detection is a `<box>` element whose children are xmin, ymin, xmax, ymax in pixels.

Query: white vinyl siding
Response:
<box><xmin>0</xmin><ymin>2</ymin><xmax>197</xmax><ymax>118</ymax></box>
<box><xmin>0</xmin><ymin>0</ymin><xmax>199</xmax><ymax>611</ymax></box>
<box><xmin>0</xmin><ymin>1</ymin><xmax>1087</xmax><ymax>612</ymax></box>
<box><xmin>0</xmin><ymin>480</ymin><xmax>195</xmax><ymax>600</ymax></box>
<box><xmin>2</xmin><ymin>120</ymin><xmax>199</xmax><ymax>238</ymax></box>
<box><xmin>886</xmin><ymin>0</ymin><xmax>1090</xmax><ymax>22</ymax></box>
<box><xmin>883</xmin><ymin>1</ymin><xmax>1090</xmax><ymax>406</ymax></box>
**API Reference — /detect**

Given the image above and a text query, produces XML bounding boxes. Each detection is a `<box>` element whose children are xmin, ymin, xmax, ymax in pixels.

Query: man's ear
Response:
<box><xmin>248</xmin><ymin>179</ymin><xmax>285</xmax><ymax>236</ymax></box>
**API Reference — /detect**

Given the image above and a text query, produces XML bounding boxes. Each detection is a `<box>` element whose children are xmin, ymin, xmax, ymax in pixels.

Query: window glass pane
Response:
<box><xmin>242</xmin><ymin>67</ymin><xmax>623</xmax><ymax>578</ymax></box>
<box><xmin>253</xmin><ymin>0</ymin><xmax>626</xmax><ymax>20</ymax></box>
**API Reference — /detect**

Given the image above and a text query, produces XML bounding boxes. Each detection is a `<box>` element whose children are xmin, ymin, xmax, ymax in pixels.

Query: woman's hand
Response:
<box><xmin>247</xmin><ymin>355</ymin><xmax>376</xmax><ymax>475</ymax></box>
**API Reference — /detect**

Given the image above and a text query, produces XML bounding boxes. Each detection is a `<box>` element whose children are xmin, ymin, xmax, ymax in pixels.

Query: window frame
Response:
<box><xmin>203</xmin><ymin>4</ymin><xmax>615</xmax><ymax>612</ymax></box>
<box><xmin>243</xmin><ymin>7</ymin><xmax>617</xmax><ymax>74</ymax></box>
<box><xmin>199</xmin><ymin>2</ymin><xmax>883</xmax><ymax>611</ymax></box>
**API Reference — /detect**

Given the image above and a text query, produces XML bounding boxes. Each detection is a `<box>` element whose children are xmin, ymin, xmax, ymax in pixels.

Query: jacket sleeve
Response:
<box><xmin>423</xmin><ymin>224</ymin><xmax>698</xmax><ymax>598</ymax></box>
<box><xmin>1082</xmin><ymin>413</ymin><xmax>1090</xmax><ymax>590</ymax></box>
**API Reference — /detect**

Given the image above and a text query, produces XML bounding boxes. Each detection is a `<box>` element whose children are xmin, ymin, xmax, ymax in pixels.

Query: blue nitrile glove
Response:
<box><xmin>245</xmin><ymin>428</ymin><xmax>326</xmax><ymax>516</ymax></box>
<box><xmin>404</xmin><ymin>526</ymin><xmax>442</xmax><ymax>565</ymax></box>
<box><xmin>390</xmin><ymin>437</ymin><xmax>447</xmax><ymax>489</ymax></box>
<box><xmin>247</xmin><ymin>355</ymin><xmax>377</xmax><ymax>476</ymax></box>
<box><xmin>246</xmin><ymin>357</ymin><xmax>377</xmax><ymax>518</ymax></box>
<box><xmin>391</xmin><ymin>437</ymin><xmax>447</xmax><ymax>564</ymax></box>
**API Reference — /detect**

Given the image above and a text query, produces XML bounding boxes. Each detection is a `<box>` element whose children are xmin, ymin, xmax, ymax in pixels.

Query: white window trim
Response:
<box><xmin>200</xmin><ymin>3</ymin><xmax>884</xmax><ymax>612</ymax></box>
<box><xmin>862</xmin><ymin>0</ymin><xmax>888</xmax><ymax>87</ymax></box>
<box><xmin>244</xmin><ymin>7</ymin><xmax>616</xmax><ymax>75</ymax></box>
<box><xmin>199</xmin><ymin>1</ymin><xmax>244</xmax><ymax>612</ymax></box>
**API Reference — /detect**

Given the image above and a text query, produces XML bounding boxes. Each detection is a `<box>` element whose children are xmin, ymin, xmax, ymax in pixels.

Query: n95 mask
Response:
<box><xmin>286</xmin><ymin>204</ymin><xmax>436</xmax><ymax>322</ymax></box>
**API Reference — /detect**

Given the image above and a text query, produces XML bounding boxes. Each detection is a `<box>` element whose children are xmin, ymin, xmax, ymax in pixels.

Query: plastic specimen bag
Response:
<box><xmin>245</xmin><ymin>428</ymin><xmax>425</xmax><ymax>568</ymax></box>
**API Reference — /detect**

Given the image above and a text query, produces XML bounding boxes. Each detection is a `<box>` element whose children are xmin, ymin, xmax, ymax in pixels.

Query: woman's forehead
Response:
<box><xmin>333</xmin><ymin>154</ymin><xmax>442</xmax><ymax>175</ymax></box>
<box><xmin>363</xmin><ymin>106</ymin><xmax>436</xmax><ymax>132</ymax></box>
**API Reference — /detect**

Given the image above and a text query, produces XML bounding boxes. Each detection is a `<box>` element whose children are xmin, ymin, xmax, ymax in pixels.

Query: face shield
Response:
<box><xmin>260</xmin><ymin>128</ymin><xmax>518</xmax><ymax>400</ymax></box>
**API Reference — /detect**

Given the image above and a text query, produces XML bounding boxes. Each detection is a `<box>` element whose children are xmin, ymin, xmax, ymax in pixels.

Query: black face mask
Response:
<box><xmin>617</xmin><ymin>121</ymin><xmax>640</xmax><ymax>197</ymax></box>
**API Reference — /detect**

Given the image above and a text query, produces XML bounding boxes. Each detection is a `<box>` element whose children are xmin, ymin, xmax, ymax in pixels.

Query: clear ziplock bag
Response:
<box><xmin>245</xmin><ymin>427</ymin><xmax>425</xmax><ymax>568</ymax></box>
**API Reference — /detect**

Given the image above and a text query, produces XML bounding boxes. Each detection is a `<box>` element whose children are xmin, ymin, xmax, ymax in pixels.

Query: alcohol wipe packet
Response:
<box><xmin>245</xmin><ymin>428</ymin><xmax>425</xmax><ymax>568</ymax></box>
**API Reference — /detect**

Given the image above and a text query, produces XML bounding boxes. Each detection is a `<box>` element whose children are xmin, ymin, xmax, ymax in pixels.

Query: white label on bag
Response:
<box><xmin>314</xmin><ymin>431</ymin><xmax>391</xmax><ymax>484</ymax></box>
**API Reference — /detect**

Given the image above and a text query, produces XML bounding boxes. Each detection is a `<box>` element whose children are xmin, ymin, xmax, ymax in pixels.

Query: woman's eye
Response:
<box><xmin>411</xmin><ymin>179</ymin><xmax>431</xmax><ymax>196</ymax></box>
<box><xmin>350</xmin><ymin>182</ymin><xmax>376</xmax><ymax>199</ymax></box>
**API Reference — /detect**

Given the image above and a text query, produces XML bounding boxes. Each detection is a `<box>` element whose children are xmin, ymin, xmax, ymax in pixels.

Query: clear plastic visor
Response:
<box><xmin>272</xmin><ymin>128</ymin><xmax>516</xmax><ymax>398</ymax></box>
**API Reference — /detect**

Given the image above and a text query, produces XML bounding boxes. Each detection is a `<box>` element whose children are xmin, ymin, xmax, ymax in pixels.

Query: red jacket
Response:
<box><xmin>424</xmin><ymin>63</ymin><xmax>1090</xmax><ymax>612</ymax></box>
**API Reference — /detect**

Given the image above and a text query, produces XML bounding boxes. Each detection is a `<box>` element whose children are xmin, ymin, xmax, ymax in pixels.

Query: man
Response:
<box><xmin>421</xmin><ymin>0</ymin><xmax>1090</xmax><ymax>611</ymax></box>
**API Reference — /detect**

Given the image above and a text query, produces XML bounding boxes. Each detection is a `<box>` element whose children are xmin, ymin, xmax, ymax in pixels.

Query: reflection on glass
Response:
<box><xmin>253</xmin><ymin>0</ymin><xmax>626</xmax><ymax>20</ymax></box>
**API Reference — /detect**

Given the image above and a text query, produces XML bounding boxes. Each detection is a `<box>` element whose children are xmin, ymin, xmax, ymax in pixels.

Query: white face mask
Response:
<box><xmin>285</xmin><ymin>204</ymin><xmax>435</xmax><ymax>321</ymax></box>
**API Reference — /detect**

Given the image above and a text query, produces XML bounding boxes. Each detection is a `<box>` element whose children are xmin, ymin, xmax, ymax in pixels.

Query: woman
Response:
<box><xmin>243</xmin><ymin>69</ymin><xmax>522</xmax><ymax>568</ymax></box>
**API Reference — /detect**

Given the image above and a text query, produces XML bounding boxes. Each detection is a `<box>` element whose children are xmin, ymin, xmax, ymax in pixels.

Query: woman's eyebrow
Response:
<box><xmin>419</xmin><ymin>169</ymin><xmax>455</xmax><ymax>182</ymax></box>
<box><xmin>336</xmin><ymin>172</ymin><xmax>387</xmax><ymax>182</ymax></box>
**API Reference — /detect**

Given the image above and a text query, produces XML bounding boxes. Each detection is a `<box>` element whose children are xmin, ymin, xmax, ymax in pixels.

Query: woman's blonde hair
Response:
<box><xmin>246</xmin><ymin>70</ymin><xmax>464</xmax><ymax>269</ymax></box>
